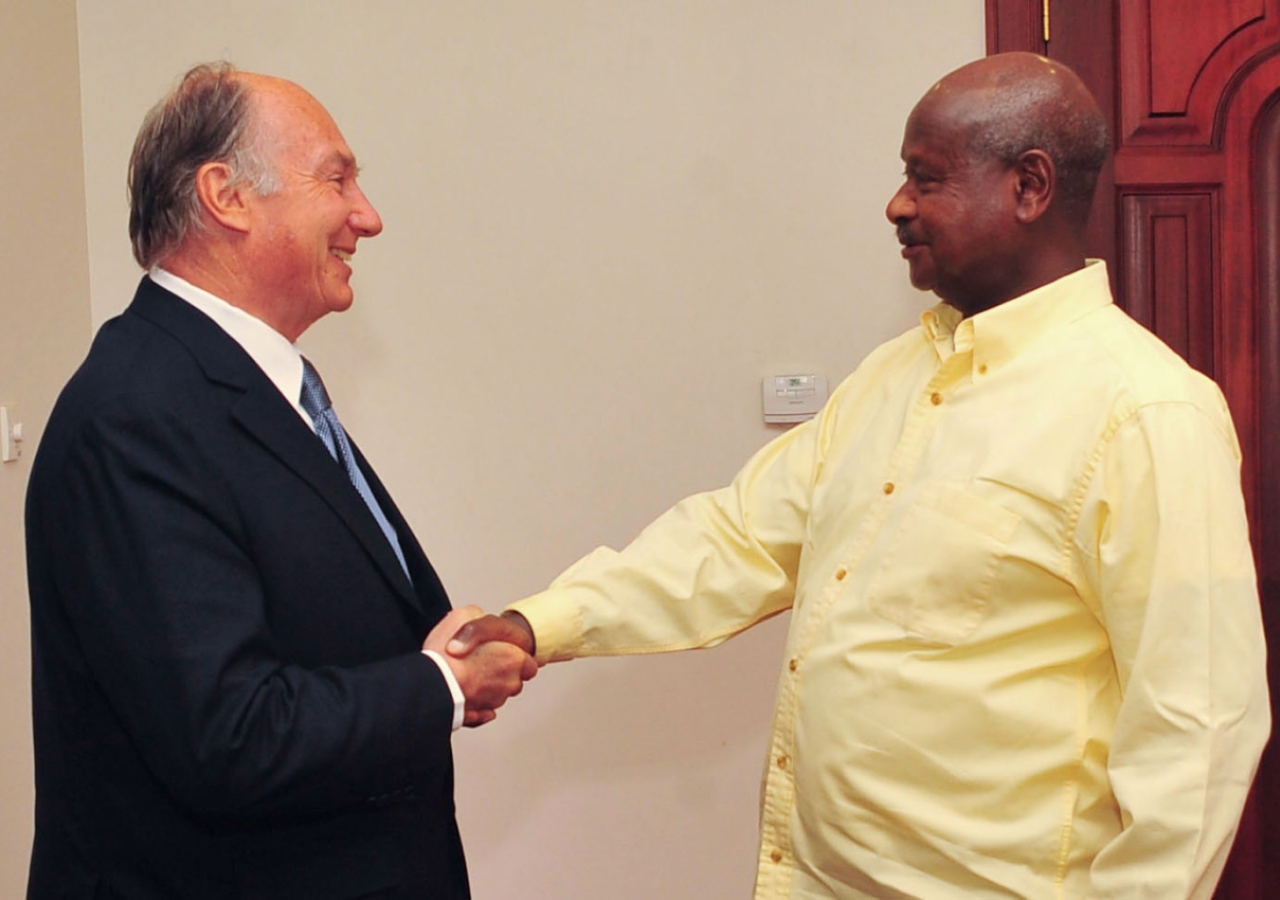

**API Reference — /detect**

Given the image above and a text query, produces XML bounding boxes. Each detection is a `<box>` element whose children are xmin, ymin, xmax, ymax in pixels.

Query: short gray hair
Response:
<box><xmin>127</xmin><ymin>62</ymin><xmax>280</xmax><ymax>268</ymax></box>
<box><xmin>965</xmin><ymin>73</ymin><xmax>1110</xmax><ymax>227</ymax></box>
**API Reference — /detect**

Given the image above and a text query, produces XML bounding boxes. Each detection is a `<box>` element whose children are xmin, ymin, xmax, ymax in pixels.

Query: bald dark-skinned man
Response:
<box><xmin>454</xmin><ymin>53</ymin><xmax>1269</xmax><ymax>898</ymax></box>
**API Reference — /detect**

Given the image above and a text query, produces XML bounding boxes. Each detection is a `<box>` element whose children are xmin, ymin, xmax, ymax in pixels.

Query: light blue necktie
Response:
<box><xmin>299</xmin><ymin>358</ymin><xmax>410</xmax><ymax>579</ymax></box>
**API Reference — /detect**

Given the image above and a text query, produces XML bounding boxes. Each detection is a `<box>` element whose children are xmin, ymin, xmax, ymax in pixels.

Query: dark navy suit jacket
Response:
<box><xmin>26</xmin><ymin>277</ymin><xmax>469</xmax><ymax>899</ymax></box>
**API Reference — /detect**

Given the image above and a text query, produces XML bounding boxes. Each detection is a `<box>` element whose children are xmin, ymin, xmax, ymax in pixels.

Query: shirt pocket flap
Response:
<box><xmin>867</xmin><ymin>483</ymin><xmax>1021</xmax><ymax>645</ymax></box>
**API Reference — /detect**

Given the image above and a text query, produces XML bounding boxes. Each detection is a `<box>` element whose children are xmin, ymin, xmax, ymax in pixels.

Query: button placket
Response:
<box><xmin>756</xmin><ymin>346</ymin><xmax>975</xmax><ymax>896</ymax></box>
<box><xmin>788</xmin><ymin>354</ymin><xmax>966</xmax><ymax>661</ymax></box>
<box><xmin>758</xmin><ymin>624</ymin><xmax>803</xmax><ymax>891</ymax></box>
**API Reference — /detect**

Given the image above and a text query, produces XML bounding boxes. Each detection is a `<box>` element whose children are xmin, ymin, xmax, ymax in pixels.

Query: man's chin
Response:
<box><xmin>324</xmin><ymin>285</ymin><xmax>357</xmax><ymax>314</ymax></box>
<box><xmin>906</xmin><ymin>267</ymin><xmax>936</xmax><ymax>293</ymax></box>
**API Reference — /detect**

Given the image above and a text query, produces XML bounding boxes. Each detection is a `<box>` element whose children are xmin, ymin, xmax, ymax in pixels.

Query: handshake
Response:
<box><xmin>423</xmin><ymin>608</ymin><xmax>539</xmax><ymax>727</ymax></box>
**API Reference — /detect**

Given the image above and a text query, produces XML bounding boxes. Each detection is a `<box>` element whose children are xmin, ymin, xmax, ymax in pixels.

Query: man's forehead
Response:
<box><xmin>901</xmin><ymin>106</ymin><xmax>962</xmax><ymax>159</ymax></box>
<box><xmin>250</xmin><ymin>88</ymin><xmax>357</xmax><ymax>171</ymax></box>
<box><xmin>902</xmin><ymin>82</ymin><xmax>994</xmax><ymax>153</ymax></box>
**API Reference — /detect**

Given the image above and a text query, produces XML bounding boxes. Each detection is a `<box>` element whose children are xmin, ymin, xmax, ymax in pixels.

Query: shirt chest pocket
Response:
<box><xmin>866</xmin><ymin>483</ymin><xmax>1021</xmax><ymax>645</ymax></box>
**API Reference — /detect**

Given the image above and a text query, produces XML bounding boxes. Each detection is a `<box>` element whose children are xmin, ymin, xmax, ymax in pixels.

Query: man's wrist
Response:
<box><xmin>500</xmin><ymin>609</ymin><xmax>536</xmax><ymax>656</ymax></box>
<box><xmin>421</xmin><ymin>649</ymin><xmax>465</xmax><ymax>731</ymax></box>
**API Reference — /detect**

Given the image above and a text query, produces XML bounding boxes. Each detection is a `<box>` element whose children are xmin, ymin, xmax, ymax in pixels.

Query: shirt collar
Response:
<box><xmin>919</xmin><ymin>259</ymin><xmax>1114</xmax><ymax>375</ymax></box>
<box><xmin>149</xmin><ymin>267</ymin><xmax>310</xmax><ymax>424</ymax></box>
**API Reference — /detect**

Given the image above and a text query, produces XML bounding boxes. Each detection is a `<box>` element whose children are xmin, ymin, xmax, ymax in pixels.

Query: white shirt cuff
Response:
<box><xmin>421</xmin><ymin>650</ymin><xmax>465</xmax><ymax>732</ymax></box>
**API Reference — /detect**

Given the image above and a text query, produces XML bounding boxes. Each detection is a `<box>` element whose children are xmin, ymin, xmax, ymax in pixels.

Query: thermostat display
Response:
<box><xmin>762</xmin><ymin>374</ymin><xmax>828</xmax><ymax>424</ymax></box>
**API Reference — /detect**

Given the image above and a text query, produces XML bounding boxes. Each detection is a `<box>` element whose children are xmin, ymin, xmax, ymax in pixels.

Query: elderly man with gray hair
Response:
<box><xmin>27</xmin><ymin>63</ymin><xmax>536</xmax><ymax>899</ymax></box>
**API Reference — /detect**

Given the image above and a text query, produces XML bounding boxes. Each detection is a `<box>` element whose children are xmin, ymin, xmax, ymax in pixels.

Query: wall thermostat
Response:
<box><xmin>762</xmin><ymin>374</ymin><xmax>828</xmax><ymax>424</ymax></box>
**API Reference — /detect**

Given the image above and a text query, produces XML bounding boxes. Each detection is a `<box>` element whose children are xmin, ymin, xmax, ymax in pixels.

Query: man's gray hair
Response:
<box><xmin>128</xmin><ymin>62</ymin><xmax>280</xmax><ymax>269</ymax></box>
<box><xmin>966</xmin><ymin>72</ymin><xmax>1111</xmax><ymax>228</ymax></box>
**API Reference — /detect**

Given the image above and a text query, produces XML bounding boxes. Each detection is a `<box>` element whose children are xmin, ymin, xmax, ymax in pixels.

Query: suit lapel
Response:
<box><xmin>230</xmin><ymin>387</ymin><xmax>423</xmax><ymax>613</ymax></box>
<box><xmin>128</xmin><ymin>277</ymin><xmax>424</xmax><ymax>617</ymax></box>
<box><xmin>348</xmin><ymin>438</ymin><xmax>452</xmax><ymax>622</ymax></box>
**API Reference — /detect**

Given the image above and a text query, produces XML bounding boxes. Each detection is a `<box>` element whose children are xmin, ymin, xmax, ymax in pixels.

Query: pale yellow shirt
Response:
<box><xmin>511</xmin><ymin>261</ymin><xmax>1269</xmax><ymax>899</ymax></box>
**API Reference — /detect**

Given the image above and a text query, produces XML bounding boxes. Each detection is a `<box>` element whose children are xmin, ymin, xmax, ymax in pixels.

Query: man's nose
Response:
<box><xmin>349</xmin><ymin>185</ymin><xmax>383</xmax><ymax>237</ymax></box>
<box><xmin>885</xmin><ymin>184</ymin><xmax>913</xmax><ymax>224</ymax></box>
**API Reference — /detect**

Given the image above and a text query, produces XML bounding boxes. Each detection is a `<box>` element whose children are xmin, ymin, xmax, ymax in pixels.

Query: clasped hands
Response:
<box><xmin>423</xmin><ymin>607</ymin><xmax>539</xmax><ymax>727</ymax></box>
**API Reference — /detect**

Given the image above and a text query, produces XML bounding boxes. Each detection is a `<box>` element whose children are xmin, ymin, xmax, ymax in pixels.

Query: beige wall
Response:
<box><xmin>0</xmin><ymin>2</ymin><xmax>985</xmax><ymax>897</ymax></box>
<box><xmin>0</xmin><ymin>0</ymin><xmax>93</xmax><ymax>894</ymax></box>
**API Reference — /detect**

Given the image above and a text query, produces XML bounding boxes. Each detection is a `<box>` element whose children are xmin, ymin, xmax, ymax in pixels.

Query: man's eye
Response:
<box><xmin>904</xmin><ymin>167</ymin><xmax>936</xmax><ymax>187</ymax></box>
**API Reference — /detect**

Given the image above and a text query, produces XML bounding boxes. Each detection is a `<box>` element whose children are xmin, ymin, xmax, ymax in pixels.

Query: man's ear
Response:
<box><xmin>194</xmin><ymin>161</ymin><xmax>252</xmax><ymax>233</ymax></box>
<box><xmin>1013</xmin><ymin>149</ymin><xmax>1055</xmax><ymax>224</ymax></box>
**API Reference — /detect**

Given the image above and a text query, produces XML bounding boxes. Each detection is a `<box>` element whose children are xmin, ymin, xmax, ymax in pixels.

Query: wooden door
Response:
<box><xmin>987</xmin><ymin>1</ymin><xmax>1280</xmax><ymax>896</ymax></box>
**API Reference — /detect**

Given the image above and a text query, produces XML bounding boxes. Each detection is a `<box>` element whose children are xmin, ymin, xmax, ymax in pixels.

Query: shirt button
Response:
<box><xmin>789</xmin><ymin>658</ymin><xmax>798</xmax><ymax>672</ymax></box>
<box><xmin>770</xmin><ymin>850</ymin><xmax>783</xmax><ymax>863</ymax></box>
<box><xmin>930</xmin><ymin>391</ymin><xmax>943</xmax><ymax>405</ymax></box>
<box><xmin>978</xmin><ymin>363</ymin><xmax>989</xmax><ymax>375</ymax></box>
<box><xmin>777</xmin><ymin>754</ymin><xmax>789</xmax><ymax>770</ymax></box>
<box><xmin>835</xmin><ymin>567</ymin><xmax>848</xmax><ymax>581</ymax></box>
<box><xmin>883</xmin><ymin>482</ymin><xmax>895</xmax><ymax>495</ymax></box>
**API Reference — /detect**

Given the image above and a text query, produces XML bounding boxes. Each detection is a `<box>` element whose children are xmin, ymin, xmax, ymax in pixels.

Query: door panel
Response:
<box><xmin>1120</xmin><ymin>0</ymin><xmax>1278</xmax><ymax>144</ymax></box>
<box><xmin>1121</xmin><ymin>191</ymin><xmax>1216</xmax><ymax>372</ymax></box>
